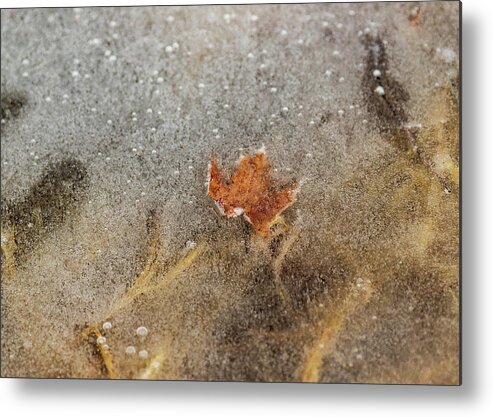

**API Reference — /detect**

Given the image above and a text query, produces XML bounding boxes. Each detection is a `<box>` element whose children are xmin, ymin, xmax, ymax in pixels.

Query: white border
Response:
<box><xmin>2</xmin><ymin>1</ymin><xmax>492</xmax><ymax>416</ymax></box>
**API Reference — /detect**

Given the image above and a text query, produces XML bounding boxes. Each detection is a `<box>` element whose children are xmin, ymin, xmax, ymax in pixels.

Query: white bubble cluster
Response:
<box><xmin>125</xmin><ymin>346</ymin><xmax>136</xmax><ymax>355</ymax></box>
<box><xmin>102</xmin><ymin>321</ymin><xmax>112</xmax><ymax>331</ymax></box>
<box><xmin>96</xmin><ymin>336</ymin><xmax>106</xmax><ymax>345</ymax></box>
<box><xmin>136</xmin><ymin>326</ymin><xmax>148</xmax><ymax>337</ymax></box>
<box><xmin>374</xmin><ymin>85</ymin><xmax>385</xmax><ymax>96</ymax></box>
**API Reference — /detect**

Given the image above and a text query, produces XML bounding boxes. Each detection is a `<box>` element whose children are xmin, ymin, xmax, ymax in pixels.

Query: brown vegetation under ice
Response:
<box><xmin>1</xmin><ymin>3</ymin><xmax>459</xmax><ymax>383</ymax></box>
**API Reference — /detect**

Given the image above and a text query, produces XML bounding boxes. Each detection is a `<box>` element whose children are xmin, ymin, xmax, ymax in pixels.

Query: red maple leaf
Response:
<box><xmin>207</xmin><ymin>147</ymin><xmax>298</xmax><ymax>236</ymax></box>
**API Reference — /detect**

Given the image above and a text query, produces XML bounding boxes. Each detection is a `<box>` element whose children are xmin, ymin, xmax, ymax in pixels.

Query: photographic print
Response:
<box><xmin>0</xmin><ymin>1</ymin><xmax>460</xmax><ymax>384</ymax></box>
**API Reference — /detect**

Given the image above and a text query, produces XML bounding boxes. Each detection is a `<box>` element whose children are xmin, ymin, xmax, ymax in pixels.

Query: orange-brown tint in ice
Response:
<box><xmin>207</xmin><ymin>148</ymin><xmax>298</xmax><ymax>237</ymax></box>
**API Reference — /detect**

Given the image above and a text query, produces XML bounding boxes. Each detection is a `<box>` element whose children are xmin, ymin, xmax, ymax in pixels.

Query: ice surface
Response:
<box><xmin>1</xmin><ymin>2</ymin><xmax>459</xmax><ymax>383</ymax></box>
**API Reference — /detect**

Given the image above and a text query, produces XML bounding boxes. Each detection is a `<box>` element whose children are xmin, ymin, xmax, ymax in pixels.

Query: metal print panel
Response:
<box><xmin>0</xmin><ymin>2</ymin><xmax>460</xmax><ymax>384</ymax></box>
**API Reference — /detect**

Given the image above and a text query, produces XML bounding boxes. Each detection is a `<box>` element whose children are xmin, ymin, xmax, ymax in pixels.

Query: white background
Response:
<box><xmin>0</xmin><ymin>0</ymin><xmax>491</xmax><ymax>416</ymax></box>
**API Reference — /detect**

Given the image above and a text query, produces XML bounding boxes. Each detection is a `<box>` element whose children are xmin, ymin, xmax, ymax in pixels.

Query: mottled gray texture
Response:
<box><xmin>1</xmin><ymin>2</ymin><xmax>459</xmax><ymax>383</ymax></box>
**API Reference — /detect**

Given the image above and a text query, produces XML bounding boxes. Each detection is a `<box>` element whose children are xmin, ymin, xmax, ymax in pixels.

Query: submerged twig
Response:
<box><xmin>88</xmin><ymin>326</ymin><xmax>117</xmax><ymax>379</ymax></box>
<box><xmin>272</xmin><ymin>221</ymin><xmax>300</xmax><ymax>310</ymax></box>
<box><xmin>78</xmin><ymin>212</ymin><xmax>205</xmax><ymax>378</ymax></box>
